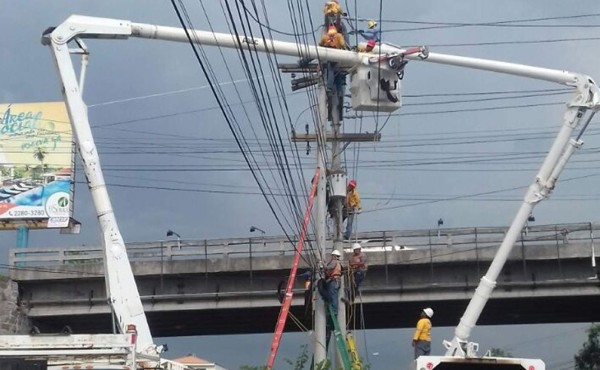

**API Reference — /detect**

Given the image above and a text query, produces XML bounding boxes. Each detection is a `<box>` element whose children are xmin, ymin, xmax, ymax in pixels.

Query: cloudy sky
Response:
<box><xmin>2</xmin><ymin>0</ymin><xmax>600</xmax><ymax>369</ymax></box>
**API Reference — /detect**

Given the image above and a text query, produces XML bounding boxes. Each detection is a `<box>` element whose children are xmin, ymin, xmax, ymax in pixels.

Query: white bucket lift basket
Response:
<box><xmin>349</xmin><ymin>64</ymin><xmax>402</xmax><ymax>112</ymax></box>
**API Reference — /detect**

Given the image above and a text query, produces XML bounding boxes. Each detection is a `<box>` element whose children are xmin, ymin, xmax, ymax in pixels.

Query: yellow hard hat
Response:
<box><xmin>327</xmin><ymin>26</ymin><xmax>337</xmax><ymax>35</ymax></box>
<box><xmin>367</xmin><ymin>20</ymin><xmax>377</xmax><ymax>29</ymax></box>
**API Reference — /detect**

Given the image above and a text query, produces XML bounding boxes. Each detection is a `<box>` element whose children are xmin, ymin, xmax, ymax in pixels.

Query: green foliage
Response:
<box><xmin>284</xmin><ymin>345</ymin><xmax>310</xmax><ymax>370</ymax></box>
<box><xmin>240</xmin><ymin>344</ymin><xmax>369</xmax><ymax>370</ymax></box>
<box><xmin>575</xmin><ymin>324</ymin><xmax>600</xmax><ymax>370</ymax></box>
<box><xmin>488</xmin><ymin>348</ymin><xmax>512</xmax><ymax>357</ymax></box>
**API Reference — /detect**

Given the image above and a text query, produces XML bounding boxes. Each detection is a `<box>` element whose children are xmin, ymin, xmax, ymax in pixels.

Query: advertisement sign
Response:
<box><xmin>0</xmin><ymin>102</ymin><xmax>74</xmax><ymax>228</ymax></box>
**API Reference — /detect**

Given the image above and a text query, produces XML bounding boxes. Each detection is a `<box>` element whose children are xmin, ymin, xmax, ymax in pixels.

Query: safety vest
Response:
<box><xmin>326</xmin><ymin>260</ymin><xmax>341</xmax><ymax>279</ymax></box>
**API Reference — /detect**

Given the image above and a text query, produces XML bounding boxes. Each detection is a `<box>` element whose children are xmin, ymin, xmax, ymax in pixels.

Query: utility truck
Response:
<box><xmin>1</xmin><ymin>12</ymin><xmax>598</xmax><ymax>370</ymax></box>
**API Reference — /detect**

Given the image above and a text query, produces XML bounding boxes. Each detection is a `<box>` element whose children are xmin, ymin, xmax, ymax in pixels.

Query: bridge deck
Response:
<box><xmin>8</xmin><ymin>222</ymin><xmax>600</xmax><ymax>336</ymax></box>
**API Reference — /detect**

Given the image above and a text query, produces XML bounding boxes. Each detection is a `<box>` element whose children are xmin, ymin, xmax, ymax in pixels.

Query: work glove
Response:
<box><xmin>357</xmin><ymin>208</ymin><xmax>362</xmax><ymax>214</ymax></box>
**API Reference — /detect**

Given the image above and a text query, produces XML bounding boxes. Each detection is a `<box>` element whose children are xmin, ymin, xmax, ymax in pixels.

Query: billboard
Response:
<box><xmin>0</xmin><ymin>102</ymin><xmax>74</xmax><ymax>228</ymax></box>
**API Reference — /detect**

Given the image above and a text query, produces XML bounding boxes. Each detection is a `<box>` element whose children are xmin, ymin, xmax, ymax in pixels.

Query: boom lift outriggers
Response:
<box><xmin>22</xmin><ymin>12</ymin><xmax>599</xmax><ymax>369</ymax></box>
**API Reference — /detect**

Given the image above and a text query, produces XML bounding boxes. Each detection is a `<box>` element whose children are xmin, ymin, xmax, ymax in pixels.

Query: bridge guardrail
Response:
<box><xmin>9</xmin><ymin>222</ymin><xmax>599</xmax><ymax>269</ymax></box>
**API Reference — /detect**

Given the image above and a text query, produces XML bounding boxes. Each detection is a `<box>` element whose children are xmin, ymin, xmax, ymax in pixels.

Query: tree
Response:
<box><xmin>575</xmin><ymin>324</ymin><xmax>600</xmax><ymax>370</ymax></box>
<box><xmin>33</xmin><ymin>146</ymin><xmax>47</xmax><ymax>167</ymax></box>
<box><xmin>32</xmin><ymin>146</ymin><xmax>48</xmax><ymax>178</ymax></box>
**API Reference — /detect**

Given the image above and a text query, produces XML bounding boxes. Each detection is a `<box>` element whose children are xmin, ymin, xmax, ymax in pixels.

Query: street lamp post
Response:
<box><xmin>249</xmin><ymin>226</ymin><xmax>266</xmax><ymax>235</ymax></box>
<box><xmin>250</xmin><ymin>225</ymin><xmax>266</xmax><ymax>250</ymax></box>
<box><xmin>249</xmin><ymin>226</ymin><xmax>266</xmax><ymax>285</ymax></box>
<box><xmin>166</xmin><ymin>229</ymin><xmax>181</xmax><ymax>250</ymax></box>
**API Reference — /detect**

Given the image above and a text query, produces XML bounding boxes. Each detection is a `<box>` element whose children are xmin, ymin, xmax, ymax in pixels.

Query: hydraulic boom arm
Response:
<box><xmin>378</xmin><ymin>43</ymin><xmax>600</xmax><ymax>356</ymax></box>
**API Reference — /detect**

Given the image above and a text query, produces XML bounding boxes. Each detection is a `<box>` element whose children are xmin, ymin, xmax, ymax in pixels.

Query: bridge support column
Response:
<box><xmin>0</xmin><ymin>279</ymin><xmax>30</xmax><ymax>334</ymax></box>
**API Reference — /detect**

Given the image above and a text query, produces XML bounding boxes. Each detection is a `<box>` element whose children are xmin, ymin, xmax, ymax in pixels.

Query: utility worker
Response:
<box><xmin>324</xmin><ymin>0</ymin><xmax>342</xmax><ymax>17</ymax></box>
<box><xmin>319</xmin><ymin>26</ymin><xmax>346</xmax><ymax>49</ymax></box>
<box><xmin>321</xmin><ymin>250</ymin><xmax>342</xmax><ymax>314</ymax></box>
<box><xmin>412</xmin><ymin>308</ymin><xmax>434</xmax><ymax>358</ymax></box>
<box><xmin>323</xmin><ymin>0</ymin><xmax>343</xmax><ymax>31</ymax></box>
<box><xmin>343</xmin><ymin>179</ymin><xmax>362</xmax><ymax>240</ymax></box>
<box><xmin>357</xmin><ymin>39</ymin><xmax>376</xmax><ymax>53</ymax></box>
<box><xmin>348</xmin><ymin>243</ymin><xmax>367</xmax><ymax>295</ymax></box>
<box><xmin>319</xmin><ymin>26</ymin><xmax>347</xmax><ymax>99</ymax></box>
<box><xmin>358</xmin><ymin>19</ymin><xmax>381</xmax><ymax>43</ymax></box>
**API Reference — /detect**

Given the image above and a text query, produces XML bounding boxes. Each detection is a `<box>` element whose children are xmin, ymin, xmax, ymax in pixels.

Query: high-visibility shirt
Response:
<box><xmin>319</xmin><ymin>33</ymin><xmax>346</xmax><ymax>49</ymax></box>
<box><xmin>324</xmin><ymin>2</ymin><xmax>342</xmax><ymax>16</ymax></box>
<box><xmin>412</xmin><ymin>318</ymin><xmax>432</xmax><ymax>342</ymax></box>
<box><xmin>346</xmin><ymin>189</ymin><xmax>362</xmax><ymax>211</ymax></box>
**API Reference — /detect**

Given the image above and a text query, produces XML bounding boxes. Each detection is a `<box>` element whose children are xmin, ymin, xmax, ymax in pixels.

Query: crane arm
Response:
<box><xmin>377</xmin><ymin>42</ymin><xmax>600</xmax><ymax>357</ymax></box>
<box><xmin>48</xmin><ymin>15</ymin><xmax>365</xmax><ymax>67</ymax></box>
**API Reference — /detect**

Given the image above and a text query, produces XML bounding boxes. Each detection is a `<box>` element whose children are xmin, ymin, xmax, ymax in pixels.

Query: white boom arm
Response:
<box><xmin>44</xmin><ymin>14</ymin><xmax>600</xmax><ymax>358</ymax></box>
<box><xmin>378</xmin><ymin>44</ymin><xmax>600</xmax><ymax>356</ymax></box>
<box><xmin>41</xmin><ymin>14</ymin><xmax>370</xmax><ymax>356</ymax></box>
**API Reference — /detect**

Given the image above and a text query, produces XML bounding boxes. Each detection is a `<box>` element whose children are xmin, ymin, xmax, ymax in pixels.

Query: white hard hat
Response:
<box><xmin>352</xmin><ymin>243</ymin><xmax>362</xmax><ymax>250</ymax></box>
<box><xmin>331</xmin><ymin>250</ymin><xmax>341</xmax><ymax>257</ymax></box>
<box><xmin>423</xmin><ymin>308</ymin><xmax>434</xmax><ymax>318</ymax></box>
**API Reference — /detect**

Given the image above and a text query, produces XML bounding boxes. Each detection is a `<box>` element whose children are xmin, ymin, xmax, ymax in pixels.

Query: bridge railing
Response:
<box><xmin>9</xmin><ymin>222</ymin><xmax>599</xmax><ymax>268</ymax></box>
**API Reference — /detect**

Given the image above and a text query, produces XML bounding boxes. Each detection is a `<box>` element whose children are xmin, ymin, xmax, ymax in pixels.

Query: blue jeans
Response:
<box><xmin>354</xmin><ymin>270</ymin><xmax>365</xmax><ymax>289</ymax></box>
<box><xmin>414</xmin><ymin>340</ymin><xmax>431</xmax><ymax>358</ymax></box>
<box><xmin>326</xmin><ymin>279</ymin><xmax>340</xmax><ymax>313</ymax></box>
<box><xmin>344</xmin><ymin>212</ymin><xmax>355</xmax><ymax>240</ymax></box>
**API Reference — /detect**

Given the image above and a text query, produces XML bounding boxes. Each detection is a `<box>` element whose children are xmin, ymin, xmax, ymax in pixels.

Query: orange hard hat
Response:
<box><xmin>327</xmin><ymin>26</ymin><xmax>337</xmax><ymax>35</ymax></box>
<box><xmin>348</xmin><ymin>179</ymin><xmax>357</xmax><ymax>188</ymax></box>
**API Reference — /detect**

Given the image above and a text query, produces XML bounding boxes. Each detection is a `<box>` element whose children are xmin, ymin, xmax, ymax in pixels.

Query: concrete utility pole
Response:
<box><xmin>330</xmin><ymin>81</ymin><xmax>347</xmax><ymax>370</ymax></box>
<box><xmin>287</xmin><ymin>64</ymin><xmax>379</xmax><ymax>368</ymax></box>
<box><xmin>313</xmin><ymin>79</ymin><xmax>328</xmax><ymax>366</ymax></box>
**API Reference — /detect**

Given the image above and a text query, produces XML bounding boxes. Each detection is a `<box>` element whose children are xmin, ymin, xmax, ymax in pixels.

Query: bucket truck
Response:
<box><xmin>1</xmin><ymin>13</ymin><xmax>597</xmax><ymax>370</ymax></box>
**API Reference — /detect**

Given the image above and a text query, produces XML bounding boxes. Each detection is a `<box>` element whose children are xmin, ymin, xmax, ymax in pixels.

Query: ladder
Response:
<box><xmin>327</xmin><ymin>305</ymin><xmax>353</xmax><ymax>370</ymax></box>
<box><xmin>346</xmin><ymin>332</ymin><xmax>363</xmax><ymax>370</ymax></box>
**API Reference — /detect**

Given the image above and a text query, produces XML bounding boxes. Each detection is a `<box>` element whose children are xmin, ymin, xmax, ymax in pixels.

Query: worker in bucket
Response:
<box><xmin>348</xmin><ymin>243</ymin><xmax>368</xmax><ymax>298</ymax></box>
<box><xmin>357</xmin><ymin>19</ymin><xmax>381</xmax><ymax>43</ymax></box>
<box><xmin>412</xmin><ymin>308</ymin><xmax>434</xmax><ymax>358</ymax></box>
<box><xmin>343</xmin><ymin>179</ymin><xmax>362</xmax><ymax>240</ymax></box>
<box><xmin>319</xmin><ymin>250</ymin><xmax>342</xmax><ymax>314</ymax></box>
<box><xmin>357</xmin><ymin>39</ymin><xmax>376</xmax><ymax>53</ymax></box>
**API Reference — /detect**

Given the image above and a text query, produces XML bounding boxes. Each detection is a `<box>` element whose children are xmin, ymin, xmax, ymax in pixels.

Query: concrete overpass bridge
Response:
<box><xmin>8</xmin><ymin>222</ymin><xmax>600</xmax><ymax>337</ymax></box>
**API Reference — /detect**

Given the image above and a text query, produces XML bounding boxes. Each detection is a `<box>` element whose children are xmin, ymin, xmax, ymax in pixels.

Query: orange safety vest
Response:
<box><xmin>326</xmin><ymin>260</ymin><xmax>341</xmax><ymax>279</ymax></box>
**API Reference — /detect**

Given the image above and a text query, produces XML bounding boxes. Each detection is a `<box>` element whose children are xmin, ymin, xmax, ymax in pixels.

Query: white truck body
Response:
<box><xmin>412</xmin><ymin>356</ymin><xmax>545</xmax><ymax>370</ymax></box>
<box><xmin>0</xmin><ymin>333</ymin><xmax>137</xmax><ymax>370</ymax></box>
<box><xmin>0</xmin><ymin>332</ymin><xmax>188</xmax><ymax>370</ymax></box>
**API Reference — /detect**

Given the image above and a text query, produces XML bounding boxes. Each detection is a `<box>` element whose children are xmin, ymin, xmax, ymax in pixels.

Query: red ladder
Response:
<box><xmin>266</xmin><ymin>167</ymin><xmax>320</xmax><ymax>370</ymax></box>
